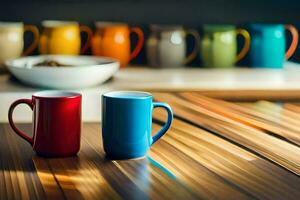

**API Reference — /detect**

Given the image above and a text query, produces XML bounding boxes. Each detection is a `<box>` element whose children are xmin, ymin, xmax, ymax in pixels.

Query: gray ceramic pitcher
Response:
<box><xmin>146</xmin><ymin>25</ymin><xmax>200</xmax><ymax>68</ymax></box>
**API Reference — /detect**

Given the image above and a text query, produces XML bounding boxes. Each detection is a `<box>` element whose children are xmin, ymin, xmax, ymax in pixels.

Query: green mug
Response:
<box><xmin>201</xmin><ymin>25</ymin><xmax>251</xmax><ymax>68</ymax></box>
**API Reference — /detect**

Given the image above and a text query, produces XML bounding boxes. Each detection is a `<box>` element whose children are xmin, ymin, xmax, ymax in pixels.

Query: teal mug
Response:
<box><xmin>248</xmin><ymin>24</ymin><xmax>298</xmax><ymax>68</ymax></box>
<box><xmin>201</xmin><ymin>25</ymin><xmax>251</xmax><ymax>68</ymax></box>
<box><xmin>102</xmin><ymin>91</ymin><xmax>173</xmax><ymax>160</ymax></box>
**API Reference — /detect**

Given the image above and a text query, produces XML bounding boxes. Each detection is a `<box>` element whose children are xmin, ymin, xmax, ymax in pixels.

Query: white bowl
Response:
<box><xmin>6</xmin><ymin>55</ymin><xmax>119</xmax><ymax>89</ymax></box>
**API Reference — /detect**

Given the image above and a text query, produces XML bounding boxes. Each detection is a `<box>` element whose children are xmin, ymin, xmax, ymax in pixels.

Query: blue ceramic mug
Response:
<box><xmin>102</xmin><ymin>91</ymin><xmax>173</xmax><ymax>159</ymax></box>
<box><xmin>248</xmin><ymin>24</ymin><xmax>298</xmax><ymax>68</ymax></box>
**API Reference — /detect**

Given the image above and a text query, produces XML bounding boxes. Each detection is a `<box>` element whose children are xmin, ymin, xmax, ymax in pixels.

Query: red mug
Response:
<box><xmin>8</xmin><ymin>91</ymin><xmax>82</xmax><ymax>157</ymax></box>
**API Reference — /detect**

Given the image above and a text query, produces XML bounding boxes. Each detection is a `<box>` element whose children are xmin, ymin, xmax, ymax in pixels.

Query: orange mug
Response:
<box><xmin>39</xmin><ymin>20</ymin><xmax>93</xmax><ymax>55</ymax></box>
<box><xmin>91</xmin><ymin>22</ymin><xmax>144</xmax><ymax>67</ymax></box>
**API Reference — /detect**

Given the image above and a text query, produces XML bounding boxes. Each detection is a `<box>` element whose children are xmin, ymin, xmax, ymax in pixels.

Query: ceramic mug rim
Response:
<box><xmin>249</xmin><ymin>23</ymin><xmax>285</xmax><ymax>29</ymax></box>
<box><xmin>42</xmin><ymin>20</ymin><xmax>79</xmax><ymax>27</ymax></box>
<box><xmin>95</xmin><ymin>21</ymin><xmax>128</xmax><ymax>28</ymax></box>
<box><xmin>150</xmin><ymin>24</ymin><xmax>183</xmax><ymax>31</ymax></box>
<box><xmin>33</xmin><ymin>91</ymin><xmax>81</xmax><ymax>99</ymax></box>
<box><xmin>103</xmin><ymin>91</ymin><xmax>152</xmax><ymax>100</ymax></box>
<box><xmin>0</xmin><ymin>22</ymin><xmax>23</xmax><ymax>28</ymax></box>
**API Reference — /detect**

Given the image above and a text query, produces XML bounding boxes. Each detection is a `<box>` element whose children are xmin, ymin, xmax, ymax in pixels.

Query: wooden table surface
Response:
<box><xmin>1</xmin><ymin>92</ymin><xmax>300</xmax><ymax>199</ymax></box>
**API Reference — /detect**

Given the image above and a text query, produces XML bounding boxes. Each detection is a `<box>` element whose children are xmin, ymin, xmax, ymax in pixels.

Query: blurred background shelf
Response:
<box><xmin>3</xmin><ymin>0</ymin><xmax>300</xmax><ymax>25</ymax></box>
<box><xmin>2</xmin><ymin>0</ymin><xmax>300</xmax><ymax>65</ymax></box>
<box><xmin>1</xmin><ymin>61</ymin><xmax>300</xmax><ymax>122</ymax></box>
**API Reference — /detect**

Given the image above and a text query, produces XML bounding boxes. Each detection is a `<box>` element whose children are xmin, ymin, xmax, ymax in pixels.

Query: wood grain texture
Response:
<box><xmin>186</xmin><ymin>90</ymin><xmax>300</xmax><ymax>101</ymax></box>
<box><xmin>1</xmin><ymin>92</ymin><xmax>300</xmax><ymax>199</ymax></box>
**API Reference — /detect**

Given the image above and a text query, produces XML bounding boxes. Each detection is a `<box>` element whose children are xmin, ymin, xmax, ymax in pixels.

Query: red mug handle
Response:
<box><xmin>8</xmin><ymin>99</ymin><xmax>34</xmax><ymax>145</ymax></box>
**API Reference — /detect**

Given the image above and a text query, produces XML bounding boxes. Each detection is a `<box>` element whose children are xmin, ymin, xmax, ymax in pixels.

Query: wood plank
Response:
<box><xmin>151</xmin><ymin>111</ymin><xmax>300</xmax><ymax>199</ymax></box>
<box><xmin>189</xmin><ymin>90</ymin><xmax>300</xmax><ymax>101</ymax></box>
<box><xmin>153</xmin><ymin>93</ymin><xmax>300</xmax><ymax>175</ymax></box>
<box><xmin>179</xmin><ymin>93</ymin><xmax>300</xmax><ymax>146</ymax></box>
<box><xmin>284</xmin><ymin>103</ymin><xmax>300</xmax><ymax>113</ymax></box>
<box><xmin>0</xmin><ymin>124</ymin><xmax>46</xmax><ymax>200</ymax></box>
<box><xmin>32</xmin><ymin>158</ymin><xmax>65</xmax><ymax>200</ymax></box>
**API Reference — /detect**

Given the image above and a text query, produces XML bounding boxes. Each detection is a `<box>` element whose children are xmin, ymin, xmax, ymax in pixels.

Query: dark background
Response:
<box><xmin>1</xmin><ymin>0</ymin><xmax>300</xmax><ymax>66</ymax></box>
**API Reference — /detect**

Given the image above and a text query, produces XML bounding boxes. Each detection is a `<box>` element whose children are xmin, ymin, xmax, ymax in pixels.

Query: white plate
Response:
<box><xmin>6</xmin><ymin>55</ymin><xmax>119</xmax><ymax>89</ymax></box>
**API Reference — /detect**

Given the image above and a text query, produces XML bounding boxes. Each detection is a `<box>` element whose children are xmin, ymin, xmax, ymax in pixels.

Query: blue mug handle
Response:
<box><xmin>152</xmin><ymin>102</ymin><xmax>173</xmax><ymax>144</ymax></box>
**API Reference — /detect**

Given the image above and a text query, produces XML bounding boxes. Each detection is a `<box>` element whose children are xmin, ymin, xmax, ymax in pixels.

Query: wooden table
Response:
<box><xmin>1</xmin><ymin>93</ymin><xmax>300</xmax><ymax>199</ymax></box>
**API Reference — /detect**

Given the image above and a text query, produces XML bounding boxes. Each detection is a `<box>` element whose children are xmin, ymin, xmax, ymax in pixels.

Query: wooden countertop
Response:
<box><xmin>1</xmin><ymin>93</ymin><xmax>300</xmax><ymax>199</ymax></box>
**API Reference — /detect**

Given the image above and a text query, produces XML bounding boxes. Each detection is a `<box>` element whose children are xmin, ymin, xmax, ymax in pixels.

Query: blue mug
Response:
<box><xmin>102</xmin><ymin>91</ymin><xmax>173</xmax><ymax>159</ymax></box>
<box><xmin>248</xmin><ymin>24</ymin><xmax>298</xmax><ymax>68</ymax></box>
